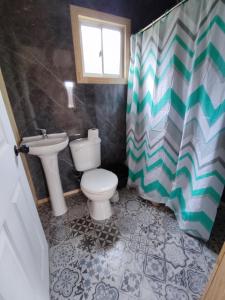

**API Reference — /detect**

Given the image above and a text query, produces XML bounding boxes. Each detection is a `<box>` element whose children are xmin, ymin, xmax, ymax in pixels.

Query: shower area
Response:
<box><xmin>126</xmin><ymin>0</ymin><xmax>225</xmax><ymax>241</ymax></box>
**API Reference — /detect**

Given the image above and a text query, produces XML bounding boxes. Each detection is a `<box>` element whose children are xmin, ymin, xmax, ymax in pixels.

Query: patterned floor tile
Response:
<box><xmin>186</xmin><ymin>269</ymin><xmax>208</xmax><ymax>295</ymax></box>
<box><xmin>92</xmin><ymin>282</ymin><xmax>119</xmax><ymax>300</ymax></box>
<box><xmin>94</xmin><ymin>221</ymin><xmax>119</xmax><ymax>247</ymax></box>
<box><xmin>163</xmin><ymin>242</ymin><xmax>188</xmax><ymax>269</ymax></box>
<box><xmin>165</xmin><ymin>285</ymin><xmax>189</xmax><ymax>300</ymax></box>
<box><xmin>121</xmin><ymin>269</ymin><xmax>142</xmax><ymax>297</ymax></box>
<box><xmin>143</xmin><ymin>255</ymin><xmax>167</xmax><ymax>282</ymax></box>
<box><xmin>37</xmin><ymin>188</ymin><xmax>223</xmax><ymax>300</ymax></box>
<box><xmin>50</xmin><ymin>262</ymin><xmax>84</xmax><ymax>300</ymax></box>
<box><xmin>50</xmin><ymin>241</ymin><xmax>77</xmax><ymax>270</ymax></box>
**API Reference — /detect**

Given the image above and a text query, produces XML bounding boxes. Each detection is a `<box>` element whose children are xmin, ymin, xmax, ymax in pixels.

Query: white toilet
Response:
<box><xmin>69</xmin><ymin>129</ymin><xmax>118</xmax><ymax>221</ymax></box>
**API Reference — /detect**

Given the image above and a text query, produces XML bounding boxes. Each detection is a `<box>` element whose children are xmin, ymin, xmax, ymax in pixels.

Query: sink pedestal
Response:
<box><xmin>40</xmin><ymin>154</ymin><xmax>67</xmax><ymax>216</ymax></box>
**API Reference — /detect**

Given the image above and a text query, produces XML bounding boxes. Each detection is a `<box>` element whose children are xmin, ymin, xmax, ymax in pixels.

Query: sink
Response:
<box><xmin>21</xmin><ymin>133</ymin><xmax>69</xmax><ymax>216</ymax></box>
<box><xmin>22</xmin><ymin>133</ymin><xmax>68</xmax><ymax>156</ymax></box>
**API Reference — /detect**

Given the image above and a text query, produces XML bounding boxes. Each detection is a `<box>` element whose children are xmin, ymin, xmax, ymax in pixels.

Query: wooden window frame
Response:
<box><xmin>70</xmin><ymin>5</ymin><xmax>131</xmax><ymax>84</ymax></box>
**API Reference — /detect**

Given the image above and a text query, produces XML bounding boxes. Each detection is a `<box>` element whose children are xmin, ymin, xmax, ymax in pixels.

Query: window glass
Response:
<box><xmin>102</xmin><ymin>28</ymin><xmax>121</xmax><ymax>75</ymax></box>
<box><xmin>81</xmin><ymin>25</ymin><xmax>102</xmax><ymax>74</ymax></box>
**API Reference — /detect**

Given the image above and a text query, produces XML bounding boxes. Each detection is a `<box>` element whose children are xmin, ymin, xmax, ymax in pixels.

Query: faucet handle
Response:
<box><xmin>36</xmin><ymin>128</ymin><xmax>47</xmax><ymax>136</ymax></box>
<box><xmin>69</xmin><ymin>133</ymin><xmax>81</xmax><ymax>141</ymax></box>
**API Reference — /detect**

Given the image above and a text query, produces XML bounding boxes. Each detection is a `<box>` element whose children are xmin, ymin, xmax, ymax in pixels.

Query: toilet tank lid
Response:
<box><xmin>70</xmin><ymin>137</ymin><xmax>101</xmax><ymax>151</ymax></box>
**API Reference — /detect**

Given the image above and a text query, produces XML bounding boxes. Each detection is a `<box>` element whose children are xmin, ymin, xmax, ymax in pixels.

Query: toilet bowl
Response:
<box><xmin>81</xmin><ymin>168</ymin><xmax>118</xmax><ymax>220</ymax></box>
<box><xmin>69</xmin><ymin>129</ymin><xmax>118</xmax><ymax>221</ymax></box>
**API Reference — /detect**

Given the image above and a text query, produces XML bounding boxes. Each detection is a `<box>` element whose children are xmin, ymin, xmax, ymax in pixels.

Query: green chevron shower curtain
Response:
<box><xmin>127</xmin><ymin>0</ymin><xmax>225</xmax><ymax>240</ymax></box>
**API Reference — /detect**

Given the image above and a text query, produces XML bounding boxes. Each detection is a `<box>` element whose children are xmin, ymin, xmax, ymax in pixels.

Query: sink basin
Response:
<box><xmin>22</xmin><ymin>133</ymin><xmax>69</xmax><ymax>156</ymax></box>
<box><xmin>21</xmin><ymin>132</ymin><xmax>69</xmax><ymax>216</ymax></box>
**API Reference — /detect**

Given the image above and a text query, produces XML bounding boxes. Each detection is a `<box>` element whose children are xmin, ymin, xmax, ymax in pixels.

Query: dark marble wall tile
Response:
<box><xmin>69</xmin><ymin>0</ymin><xmax>178</xmax><ymax>33</ymax></box>
<box><xmin>0</xmin><ymin>0</ymin><xmax>177</xmax><ymax>199</ymax></box>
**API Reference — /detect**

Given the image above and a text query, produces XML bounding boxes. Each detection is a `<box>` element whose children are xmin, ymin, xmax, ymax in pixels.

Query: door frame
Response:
<box><xmin>201</xmin><ymin>242</ymin><xmax>225</xmax><ymax>299</ymax></box>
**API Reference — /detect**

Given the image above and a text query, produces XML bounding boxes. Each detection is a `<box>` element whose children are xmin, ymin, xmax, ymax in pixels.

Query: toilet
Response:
<box><xmin>69</xmin><ymin>129</ymin><xmax>118</xmax><ymax>221</ymax></box>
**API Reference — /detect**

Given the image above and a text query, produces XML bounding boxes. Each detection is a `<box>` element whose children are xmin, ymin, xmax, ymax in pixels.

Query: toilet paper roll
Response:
<box><xmin>88</xmin><ymin>128</ymin><xmax>99</xmax><ymax>140</ymax></box>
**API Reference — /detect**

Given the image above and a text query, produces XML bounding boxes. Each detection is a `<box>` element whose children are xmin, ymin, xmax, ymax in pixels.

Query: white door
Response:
<box><xmin>0</xmin><ymin>87</ymin><xmax>49</xmax><ymax>299</ymax></box>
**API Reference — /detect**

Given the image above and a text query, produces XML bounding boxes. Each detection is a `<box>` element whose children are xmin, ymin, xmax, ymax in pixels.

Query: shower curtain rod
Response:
<box><xmin>138</xmin><ymin>0</ymin><xmax>188</xmax><ymax>34</ymax></box>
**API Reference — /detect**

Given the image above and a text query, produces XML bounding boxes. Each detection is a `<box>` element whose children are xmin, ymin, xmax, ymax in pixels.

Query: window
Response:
<box><xmin>70</xmin><ymin>5</ymin><xmax>131</xmax><ymax>84</ymax></box>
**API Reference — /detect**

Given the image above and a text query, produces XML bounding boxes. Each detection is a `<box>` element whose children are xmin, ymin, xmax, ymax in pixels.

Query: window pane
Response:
<box><xmin>102</xmin><ymin>28</ymin><xmax>121</xmax><ymax>75</ymax></box>
<box><xmin>81</xmin><ymin>25</ymin><xmax>102</xmax><ymax>74</ymax></box>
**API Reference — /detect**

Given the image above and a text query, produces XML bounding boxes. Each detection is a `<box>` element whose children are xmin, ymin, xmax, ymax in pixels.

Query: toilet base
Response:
<box><xmin>87</xmin><ymin>199</ymin><xmax>112</xmax><ymax>221</ymax></box>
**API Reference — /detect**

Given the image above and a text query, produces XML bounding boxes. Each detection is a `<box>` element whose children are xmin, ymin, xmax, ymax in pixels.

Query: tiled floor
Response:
<box><xmin>38</xmin><ymin>188</ymin><xmax>224</xmax><ymax>300</ymax></box>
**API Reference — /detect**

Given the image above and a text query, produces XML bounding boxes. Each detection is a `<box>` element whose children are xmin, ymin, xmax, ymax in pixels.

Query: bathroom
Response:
<box><xmin>0</xmin><ymin>0</ymin><xmax>225</xmax><ymax>299</ymax></box>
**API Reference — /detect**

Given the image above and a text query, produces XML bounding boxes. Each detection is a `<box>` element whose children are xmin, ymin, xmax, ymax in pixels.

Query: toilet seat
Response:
<box><xmin>81</xmin><ymin>168</ymin><xmax>118</xmax><ymax>194</ymax></box>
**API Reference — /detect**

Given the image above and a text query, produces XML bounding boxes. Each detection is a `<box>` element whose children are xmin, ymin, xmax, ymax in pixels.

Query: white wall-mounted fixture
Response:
<box><xmin>64</xmin><ymin>81</ymin><xmax>75</xmax><ymax>109</ymax></box>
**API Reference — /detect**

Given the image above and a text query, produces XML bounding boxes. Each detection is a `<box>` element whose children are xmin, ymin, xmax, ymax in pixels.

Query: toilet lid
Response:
<box><xmin>81</xmin><ymin>168</ymin><xmax>118</xmax><ymax>194</ymax></box>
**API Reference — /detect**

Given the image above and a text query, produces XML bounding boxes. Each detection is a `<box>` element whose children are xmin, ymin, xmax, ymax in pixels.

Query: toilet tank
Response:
<box><xmin>69</xmin><ymin>137</ymin><xmax>101</xmax><ymax>172</ymax></box>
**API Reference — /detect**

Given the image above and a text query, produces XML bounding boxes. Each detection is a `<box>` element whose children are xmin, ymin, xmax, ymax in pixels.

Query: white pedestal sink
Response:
<box><xmin>22</xmin><ymin>133</ymin><xmax>69</xmax><ymax>216</ymax></box>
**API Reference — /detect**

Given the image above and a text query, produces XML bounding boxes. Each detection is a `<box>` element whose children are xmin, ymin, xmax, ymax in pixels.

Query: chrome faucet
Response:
<box><xmin>37</xmin><ymin>128</ymin><xmax>48</xmax><ymax>138</ymax></box>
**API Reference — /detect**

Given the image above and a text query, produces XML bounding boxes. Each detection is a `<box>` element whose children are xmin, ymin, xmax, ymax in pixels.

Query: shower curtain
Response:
<box><xmin>126</xmin><ymin>0</ymin><xmax>225</xmax><ymax>240</ymax></box>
